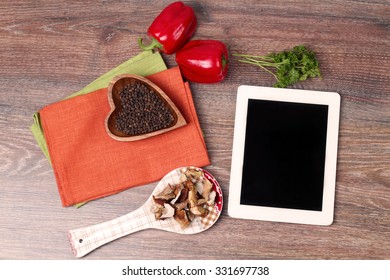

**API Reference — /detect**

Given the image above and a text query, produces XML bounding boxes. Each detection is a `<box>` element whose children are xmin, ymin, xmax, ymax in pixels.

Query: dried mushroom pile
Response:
<box><xmin>151</xmin><ymin>168</ymin><xmax>216</xmax><ymax>229</ymax></box>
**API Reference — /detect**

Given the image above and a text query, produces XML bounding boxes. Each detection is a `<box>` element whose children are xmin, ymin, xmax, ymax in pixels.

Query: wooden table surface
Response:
<box><xmin>1</xmin><ymin>0</ymin><xmax>389</xmax><ymax>260</ymax></box>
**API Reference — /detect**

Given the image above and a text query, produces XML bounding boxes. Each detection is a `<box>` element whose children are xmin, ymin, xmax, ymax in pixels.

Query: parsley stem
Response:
<box><xmin>237</xmin><ymin>59</ymin><xmax>278</xmax><ymax>80</ymax></box>
<box><xmin>233</xmin><ymin>53</ymin><xmax>274</xmax><ymax>62</ymax></box>
<box><xmin>236</xmin><ymin>57</ymin><xmax>284</xmax><ymax>69</ymax></box>
<box><xmin>234</xmin><ymin>55</ymin><xmax>286</xmax><ymax>68</ymax></box>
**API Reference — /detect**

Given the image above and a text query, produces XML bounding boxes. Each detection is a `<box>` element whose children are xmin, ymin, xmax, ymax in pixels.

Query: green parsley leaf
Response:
<box><xmin>234</xmin><ymin>45</ymin><xmax>321</xmax><ymax>88</ymax></box>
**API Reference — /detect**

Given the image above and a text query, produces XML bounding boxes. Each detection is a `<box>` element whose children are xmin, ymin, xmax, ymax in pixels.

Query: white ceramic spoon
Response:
<box><xmin>67</xmin><ymin>167</ymin><xmax>223</xmax><ymax>258</ymax></box>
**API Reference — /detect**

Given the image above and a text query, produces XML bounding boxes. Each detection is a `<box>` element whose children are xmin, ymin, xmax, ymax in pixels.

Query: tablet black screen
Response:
<box><xmin>240</xmin><ymin>99</ymin><xmax>329</xmax><ymax>211</ymax></box>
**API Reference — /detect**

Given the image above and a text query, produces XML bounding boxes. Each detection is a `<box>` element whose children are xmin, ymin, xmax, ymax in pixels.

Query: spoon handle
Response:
<box><xmin>67</xmin><ymin>205</ymin><xmax>153</xmax><ymax>258</ymax></box>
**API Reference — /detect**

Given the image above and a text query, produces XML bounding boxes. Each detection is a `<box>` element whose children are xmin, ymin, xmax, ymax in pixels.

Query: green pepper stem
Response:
<box><xmin>222</xmin><ymin>55</ymin><xmax>228</xmax><ymax>69</ymax></box>
<box><xmin>138</xmin><ymin>37</ymin><xmax>163</xmax><ymax>51</ymax></box>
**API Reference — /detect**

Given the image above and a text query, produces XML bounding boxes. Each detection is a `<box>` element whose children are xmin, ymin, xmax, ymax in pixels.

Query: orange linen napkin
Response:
<box><xmin>40</xmin><ymin>67</ymin><xmax>210</xmax><ymax>207</ymax></box>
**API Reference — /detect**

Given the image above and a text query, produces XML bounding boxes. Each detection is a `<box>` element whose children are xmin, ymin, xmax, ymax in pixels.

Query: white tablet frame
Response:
<box><xmin>228</xmin><ymin>86</ymin><xmax>340</xmax><ymax>225</ymax></box>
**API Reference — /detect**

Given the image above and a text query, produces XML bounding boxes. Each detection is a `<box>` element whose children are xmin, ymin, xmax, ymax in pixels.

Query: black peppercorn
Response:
<box><xmin>115</xmin><ymin>82</ymin><xmax>175</xmax><ymax>135</ymax></box>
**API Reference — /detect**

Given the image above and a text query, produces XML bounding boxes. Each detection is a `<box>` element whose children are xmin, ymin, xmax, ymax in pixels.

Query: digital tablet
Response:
<box><xmin>228</xmin><ymin>86</ymin><xmax>340</xmax><ymax>225</ymax></box>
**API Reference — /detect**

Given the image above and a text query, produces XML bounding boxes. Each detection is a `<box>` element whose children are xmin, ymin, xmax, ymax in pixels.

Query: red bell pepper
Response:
<box><xmin>138</xmin><ymin>2</ymin><xmax>197</xmax><ymax>55</ymax></box>
<box><xmin>175</xmin><ymin>40</ymin><xmax>229</xmax><ymax>83</ymax></box>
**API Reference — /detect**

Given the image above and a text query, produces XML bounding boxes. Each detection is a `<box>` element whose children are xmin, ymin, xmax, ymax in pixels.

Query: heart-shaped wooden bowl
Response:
<box><xmin>105</xmin><ymin>74</ymin><xmax>187</xmax><ymax>141</ymax></box>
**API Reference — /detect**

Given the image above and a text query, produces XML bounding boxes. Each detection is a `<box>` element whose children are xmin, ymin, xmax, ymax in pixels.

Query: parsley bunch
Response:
<box><xmin>234</xmin><ymin>45</ymin><xmax>321</xmax><ymax>88</ymax></box>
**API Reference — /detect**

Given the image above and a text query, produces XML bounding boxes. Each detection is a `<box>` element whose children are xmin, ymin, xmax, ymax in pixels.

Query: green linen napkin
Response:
<box><xmin>30</xmin><ymin>51</ymin><xmax>167</xmax><ymax>160</ymax></box>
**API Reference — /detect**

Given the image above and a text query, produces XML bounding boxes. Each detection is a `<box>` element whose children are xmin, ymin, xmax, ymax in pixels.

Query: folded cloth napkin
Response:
<box><xmin>31</xmin><ymin>51</ymin><xmax>167</xmax><ymax>160</ymax></box>
<box><xmin>39</xmin><ymin>67</ymin><xmax>210</xmax><ymax>207</ymax></box>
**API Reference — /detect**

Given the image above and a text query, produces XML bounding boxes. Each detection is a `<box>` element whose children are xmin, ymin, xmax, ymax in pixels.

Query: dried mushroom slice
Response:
<box><xmin>170</xmin><ymin>183</ymin><xmax>184</xmax><ymax>204</ymax></box>
<box><xmin>186</xmin><ymin>181</ymin><xmax>198</xmax><ymax>209</ymax></box>
<box><xmin>160</xmin><ymin>203</ymin><xmax>175</xmax><ymax>219</ymax></box>
<box><xmin>183</xmin><ymin>168</ymin><xmax>203</xmax><ymax>182</ymax></box>
<box><xmin>207</xmin><ymin>190</ymin><xmax>216</xmax><ymax>206</ymax></box>
<box><xmin>197</xmin><ymin>198</ymin><xmax>207</xmax><ymax>206</ymax></box>
<box><xmin>152</xmin><ymin>196</ymin><xmax>167</xmax><ymax>206</ymax></box>
<box><xmin>151</xmin><ymin>204</ymin><xmax>164</xmax><ymax>220</ymax></box>
<box><xmin>151</xmin><ymin>203</ymin><xmax>175</xmax><ymax>220</ymax></box>
<box><xmin>174</xmin><ymin>209</ymin><xmax>190</xmax><ymax>229</ymax></box>
<box><xmin>190</xmin><ymin>205</ymin><xmax>209</xmax><ymax>217</ymax></box>
<box><xmin>154</xmin><ymin>183</ymin><xmax>176</xmax><ymax>200</ymax></box>
<box><xmin>187</xmin><ymin>210</ymin><xmax>195</xmax><ymax>222</ymax></box>
<box><xmin>176</xmin><ymin>187</ymin><xmax>188</xmax><ymax>203</ymax></box>
<box><xmin>173</xmin><ymin>183</ymin><xmax>183</xmax><ymax>196</ymax></box>
<box><xmin>173</xmin><ymin>200</ymin><xmax>188</xmax><ymax>211</ymax></box>
<box><xmin>201</xmin><ymin>178</ymin><xmax>213</xmax><ymax>202</ymax></box>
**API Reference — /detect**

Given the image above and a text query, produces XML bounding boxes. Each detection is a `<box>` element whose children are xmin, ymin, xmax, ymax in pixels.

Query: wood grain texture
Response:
<box><xmin>0</xmin><ymin>0</ymin><xmax>389</xmax><ymax>259</ymax></box>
